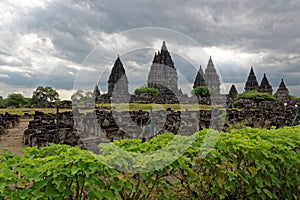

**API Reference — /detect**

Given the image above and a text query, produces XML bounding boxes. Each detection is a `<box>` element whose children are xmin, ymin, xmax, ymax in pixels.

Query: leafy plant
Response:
<box><xmin>32</xmin><ymin>86</ymin><xmax>59</xmax><ymax>107</ymax></box>
<box><xmin>134</xmin><ymin>87</ymin><xmax>159</xmax><ymax>97</ymax></box>
<box><xmin>0</xmin><ymin>126</ymin><xmax>299</xmax><ymax>199</ymax></box>
<box><xmin>238</xmin><ymin>90</ymin><xmax>278</xmax><ymax>106</ymax></box>
<box><xmin>3</xmin><ymin>93</ymin><xmax>31</xmax><ymax>108</ymax></box>
<box><xmin>191</xmin><ymin>86</ymin><xmax>210</xmax><ymax>97</ymax></box>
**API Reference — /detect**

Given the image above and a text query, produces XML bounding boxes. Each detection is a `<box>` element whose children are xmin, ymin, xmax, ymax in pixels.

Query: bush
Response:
<box><xmin>238</xmin><ymin>90</ymin><xmax>278</xmax><ymax>102</ymax></box>
<box><xmin>134</xmin><ymin>87</ymin><xmax>159</xmax><ymax>97</ymax></box>
<box><xmin>0</xmin><ymin>126</ymin><xmax>299</xmax><ymax>199</ymax></box>
<box><xmin>192</xmin><ymin>86</ymin><xmax>210</xmax><ymax>97</ymax></box>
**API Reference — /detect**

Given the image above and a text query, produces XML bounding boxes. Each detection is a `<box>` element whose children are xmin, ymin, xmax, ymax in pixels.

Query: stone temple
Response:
<box><xmin>204</xmin><ymin>56</ymin><xmax>220</xmax><ymax>94</ymax></box>
<box><xmin>228</xmin><ymin>84</ymin><xmax>238</xmax><ymax>100</ymax></box>
<box><xmin>235</xmin><ymin>66</ymin><xmax>291</xmax><ymax>102</ymax></box>
<box><xmin>147</xmin><ymin>41</ymin><xmax>184</xmax><ymax>103</ymax></box>
<box><xmin>93</xmin><ymin>41</ymin><xmax>292</xmax><ymax>105</ymax></box>
<box><xmin>193</xmin><ymin>65</ymin><xmax>206</xmax><ymax>88</ymax></box>
<box><xmin>258</xmin><ymin>73</ymin><xmax>273</xmax><ymax>94</ymax></box>
<box><xmin>106</xmin><ymin>56</ymin><xmax>129</xmax><ymax>102</ymax></box>
<box><xmin>276</xmin><ymin>79</ymin><xmax>290</xmax><ymax>101</ymax></box>
<box><xmin>147</xmin><ymin>41</ymin><xmax>180</xmax><ymax>93</ymax></box>
<box><xmin>245</xmin><ymin>67</ymin><xmax>259</xmax><ymax>92</ymax></box>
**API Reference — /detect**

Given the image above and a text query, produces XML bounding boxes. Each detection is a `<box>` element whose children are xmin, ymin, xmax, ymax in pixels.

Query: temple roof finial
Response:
<box><xmin>207</xmin><ymin>56</ymin><xmax>214</xmax><ymax>68</ymax></box>
<box><xmin>279</xmin><ymin>78</ymin><xmax>287</xmax><ymax>88</ymax></box>
<box><xmin>161</xmin><ymin>41</ymin><xmax>168</xmax><ymax>51</ymax></box>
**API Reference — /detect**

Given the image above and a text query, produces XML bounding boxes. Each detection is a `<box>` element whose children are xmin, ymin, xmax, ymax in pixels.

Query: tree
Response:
<box><xmin>289</xmin><ymin>95</ymin><xmax>299</xmax><ymax>100</ymax></box>
<box><xmin>134</xmin><ymin>87</ymin><xmax>159</xmax><ymax>97</ymax></box>
<box><xmin>0</xmin><ymin>96</ymin><xmax>4</xmax><ymax>108</ymax></box>
<box><xmin>32</xmin><ymin>86</ymin><xmax>59</xmax><ymax>107</ymax></box>
<box><xmin>3</xmin><ymin>93</ymin><xmax>30</xmax><ymax>108</ymax></box>
<box><xmin>191</xmin><ymin>86</ymin><xmax>210</xmax><ymax>98</ymax></box>
<box><xmin>71</xmin><ymin>90</ymin><xmax>93</xmax><ymax>107</ymax></box>
<box><xmin>71</xmin><ymin>90</ymin><xmax>85</xmax><ymax>102</ymax></box>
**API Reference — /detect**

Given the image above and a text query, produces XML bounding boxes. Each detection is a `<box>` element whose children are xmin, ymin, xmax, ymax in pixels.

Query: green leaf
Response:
<box><xmin>263</xmin><ymin>188</ymin><xmax>273</xmax><ymax>198</ymax></box>
<box><xmin>102</xmin><ymin>190</ymin><xmax>114</xmax><ymax>199</ymax></box>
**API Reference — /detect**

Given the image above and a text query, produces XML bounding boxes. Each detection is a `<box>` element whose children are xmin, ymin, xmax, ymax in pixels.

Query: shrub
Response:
<box><xmin>192</xmin><ymin>86</ymin><xmax>210</xmax><ymax>97</ymax></box>
<box><xmin>0</xmin><ymin>126</ymin><xmax>299</xmax><ymax>199</ymax></box>
<box><xmin>134</xmin><ymin>87</ymin><xmax>159</xmax><ymax>97</ymax></box>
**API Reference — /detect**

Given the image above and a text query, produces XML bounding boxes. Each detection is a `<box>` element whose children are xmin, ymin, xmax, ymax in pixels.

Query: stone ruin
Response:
<box><xmin>226</xmin><ymin>100</ymin><xmax>300</xmax><ymax>129</ymax></box>
<box><xmin>25</xmin><ymin>98</ymin><xmax>300</xmax><ymax>149</ymax></box>
<box><xmin>34</xmin><ymin>100</ymin><xmax>72</xmax><ymax>109</ymax></box>
<box><xmin>23</xmin><ymin>97</ymin><xmax>300</xmax><ymax>151</ymax></box>
<box><xmin>23</xmin><ymin>41</ymin><xmax>299</xmax><ymax>150</ymax></box>
<box><xmin>276</xmin><ymin>78</ymin><xmax>290</xmax><ymax>102</ymax></box>
<box><xmin>147</xmin><ymin>41</ymin><xmax>182</xmax><ymax>103</ymax></box>
<box><xmin>0</xmin><ymin>113</ymin><xmax>20</xmax><ymax>135</ymax></box>
<box><xmin>93</xmin><ymin>41</ymin><xmax>224</xmax><ymax>105</ymax></box>
<box><xmin>91</xmin><ymin>41</ymin><xmax>293</xmax><ymax>108</ymax></box>
<box><xmin>24</xmin><ymin>111</ymin><xmax>80</xmax><ymax>148</ymax></box>
<box><xmin>245</xmin><ymin>66</ymin><xmax>259</xmax><ymax>92</ymax></box>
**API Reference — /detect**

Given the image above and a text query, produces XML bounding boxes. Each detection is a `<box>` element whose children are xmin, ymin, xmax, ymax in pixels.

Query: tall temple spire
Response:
<box><xmin>204</xmin><ymin>56</ymin><xmax>220</xmax><ymax>94</ymax></box>
<box><xmin>207</xmin><ymin>56</ymin><xmax>213</xmax><ymax>68</ymax></box>
<box><xmin>244</xmin><ymin>66</ymin><xmax>259</xmax><ymax>92</ymax></box>
<box><xmin>93</xmin><ymin>84</ymin><xmax>101</xmax><ymax>102</ymax></box>
<box><xmin>193</xmin><ymin>65</ymin><xmax>206</xmax><ymax>88</ymax></box>
<box><xmin>250</xmin><ymin>66</ymin><xmax>254</xmax><ymax>74</ymax></box>
<box><xmin>198</xmin><ymin>65</ymin><xmax>204</xmax><ymax>77</ymax></box>
<box><xmin>161</xmin><ymin>41</ymin><xmax>168</xmax><ymax>51</ymax></box>
<box><xmin>259</xmin><ymin>73</ymin><xmax>273</xmax><ymax>94</ymax></box>
<box><xmin>147</xmin><ymin>41</ymin><xmax>179</xmax><ymax>96</ymax></box>
<box><xmin>107</xmin><ymin>56</ymin><xmax>129</xmax><ymax>98</ymax></box>
<box><xmin>228</xmin><ymin>84</ymin><xmax>238</xmax><ymax>99</ymax></box>
<box><xmin>152</xmin><ymin>41</ymin><xmax>174</xmax><ymax>68</ymax></box>
<box><xmin>279</xmin><ymin>78</ymin><xmax>287</xmax><ymax>88</ymax></box>
<box><xmin>276</xmin><ymin>78</ymin><xmax>290</xmax><ymax>101</ymax></box>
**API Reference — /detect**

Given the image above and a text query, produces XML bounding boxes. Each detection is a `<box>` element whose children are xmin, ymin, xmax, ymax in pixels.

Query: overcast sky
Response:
<box><xmin>0</xmin><ymin>0</ymin><xmax>300</xmax><ymax>99</ymax></box>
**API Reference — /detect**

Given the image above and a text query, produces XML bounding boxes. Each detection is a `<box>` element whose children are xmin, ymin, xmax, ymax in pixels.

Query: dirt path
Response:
<box><xmin>0</xmin><ymin>119</ymin><xmax>29</xmax><ymax>155</ymax></box>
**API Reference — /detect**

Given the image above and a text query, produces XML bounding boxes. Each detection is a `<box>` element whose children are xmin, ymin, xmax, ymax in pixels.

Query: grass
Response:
<box><xmin>97</xmin><ymin>103</ymin><xmax>213</xmax><ymax>112</ymax></box>
<box><xmin>0</xmin><ymin>103</ymin><xmax>219</xmax><ymax>116</ymax></box>
<box><xmin>0</xmin><ymin>108</ymin><xmax>71</xmax><ymax>116</ymax></box>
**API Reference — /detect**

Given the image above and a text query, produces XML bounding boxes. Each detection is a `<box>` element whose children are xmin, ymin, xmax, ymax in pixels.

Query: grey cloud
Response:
<box><xmin>0</xmin><ymin>0</ymin><xmax>299</xmax><ymax>97</ymax></box>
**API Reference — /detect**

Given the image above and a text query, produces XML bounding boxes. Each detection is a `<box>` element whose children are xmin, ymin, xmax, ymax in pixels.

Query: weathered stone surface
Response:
<box><xmin>193</xmin><ymin>65</ymin><xmax>206</xmax><ymax>88</ymax></box>
<box><xmin>259</xmin><ymin>73</ymin><xmax>273</xmax><ymax>94</ymax></box>
<box><xmin>147</xmin><ymin>41</ymin><xmax>183</xmax><ymax>103</ymax></box>
<box><xmin>245</xmin><ymin>67</ymin><xmax>259</xmax><ymax>92</ymax></box>
<box><xmin>24</xmin><ymin>111</ymin><xmax>81</xmax><ymax>147</ymax></box>
<box><xmin>229</xmin><ymin>85</ymin><xmax>238</xmax><ymax>99</ymax></box>
<box><xmin>204</xmin><ymin>57</ymin><xmax>220</xmax><ymax>94</ymax></box>
<box><xmin>0</xmin><ymin>113</ymin><xmax>20</xmax><ymax>135</ymax></box>
<box><xmin>276</xmin><ymin>79</ymin><xmax>290</xmax><ymax>102</ymax></box>
<box><xmin>107</xmin><ymin>56</ymin><xmax>129</xmax><ymax>99</ymax></box>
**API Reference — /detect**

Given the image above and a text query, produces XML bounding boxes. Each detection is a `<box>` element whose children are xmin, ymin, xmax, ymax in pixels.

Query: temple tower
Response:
<box><xmin>193</xmin><ymin>65</ymin><xmax>206</xmax><ymax>88</ymax></box>
<box><xmin>245</xmin><ymin>67</ymin><xmax>259</xmax><ymax>92</ymax></box>
<box><xmin>228</xmin><ymin>84</ymin><xmax>238</xmax><ymax>100</ymax></box>
<box><xmin>147</xmin><ymin>41</ymin><xmax>179</xmax><ymax>93</ymax></box>
<box><xmin>204</xmin><ymin>56</ymin><xmax>220</xmax><ymax>94</ymax></box>
<box><xmin>259</xmin><ymin>73</ymin><xmax>273</xmax><ymax>94</ymax></box>
<box><xmin>276</xmin><ymin>79</ymin><xmax>290</xmax><ymax>101</ymax></box>
<box><xmin>107</xmin><ymin>56</ymin><xmax>129</xmax><ymax>98</ymax></box>
<box><xmin>93</xmin><ymin>84</ymin><xmax>101</xmax><ymax>102</ymax></box>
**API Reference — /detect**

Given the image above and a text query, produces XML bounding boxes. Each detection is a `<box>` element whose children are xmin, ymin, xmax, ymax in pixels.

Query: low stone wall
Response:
<box><xmin>226</xmin><ymin>100</ymin><xmax>300</xmax><ymax>129</ymax></box>
<box><xmin>73</xmin><ymin>108</ymin><xmax>225</xmax><ymax>142</ymax></box>
<box><xmin>24</xmin><ymin>99</ymin><xmax>300</xmax><ymax>151</ymax></box>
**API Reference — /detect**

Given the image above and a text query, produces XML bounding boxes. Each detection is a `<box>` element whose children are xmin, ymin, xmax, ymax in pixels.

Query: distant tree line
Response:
<box><xmin>0</xmin><ymin>86</ymin><xmax>59</xmax><ymax>108</ymax></box>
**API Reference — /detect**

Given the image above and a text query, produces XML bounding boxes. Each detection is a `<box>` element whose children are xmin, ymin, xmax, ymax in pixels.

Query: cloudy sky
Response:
<box><xmin>0</xmin><ymin>0</ymin><xmax>300</xmax><ymax>99</ymax></box>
